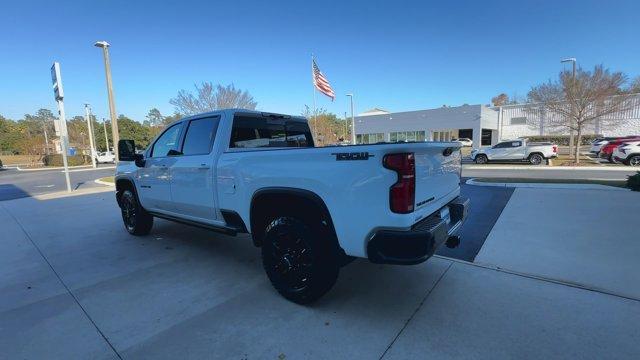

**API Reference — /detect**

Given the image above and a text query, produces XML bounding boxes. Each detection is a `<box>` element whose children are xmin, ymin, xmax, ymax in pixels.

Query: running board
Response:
<box><xmin>148</xmin><ymin>211</ymin><xmax>239</xmax><ymax>236</ymax></box>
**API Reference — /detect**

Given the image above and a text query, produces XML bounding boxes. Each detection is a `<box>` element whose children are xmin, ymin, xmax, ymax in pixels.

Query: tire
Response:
<box><xmin>474</xmin><ymin>154</ymin><xmax>488</xmax><ymax>164</ymax></box>
<box><xmin>607</xmin><ymin>155</ymin><xmax>614</xmax><ymax>163</ymax></box>
<box><xmin>261</xmin><ymin>216</ymin><xmax>339</xmax><ymax>304</ymax></box>
<box><xmin>120</xmin><ymin>189</ymin><xmax>153</xmax><ymax>235</ymax></box>
<box><xmin>528</xmin><ymin>153</ymin><xmax>544</xmax><ymax>165</ymax></box>
<box><xmin>628</xmin><ymin>155</ymin><xmax>640</xmax><ymax>167</ymax></box>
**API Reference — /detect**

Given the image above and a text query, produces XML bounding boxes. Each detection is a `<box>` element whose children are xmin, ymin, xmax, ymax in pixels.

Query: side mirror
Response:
<box><xmin>118</xmin><ymin>139</ymin><xmax>145</xmax><ymax>167</ymax></box>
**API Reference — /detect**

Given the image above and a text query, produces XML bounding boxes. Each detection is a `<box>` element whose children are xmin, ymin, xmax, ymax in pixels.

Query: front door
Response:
<box><xmin>137</xmin><ymin>123</ymin><xmax>183</xmax><ymax>212</ymax></box>
<box><xmin>170</xmin><ymin>116</ymin><xmax>220</xmax><ymax>221</ymax></box>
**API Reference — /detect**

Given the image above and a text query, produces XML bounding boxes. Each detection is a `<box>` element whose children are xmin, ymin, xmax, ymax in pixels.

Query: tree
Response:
<box><xmin>628</xmin><ymin>77</ymin><xmax>640</xmax><ymax>94</ymax></box>
<box><xmin>0</xmin><ymin>115</ymin><xmax>23</xmax><ymax>154</ymax></box>
<box><xmin>491</xmin><ymin>93</ymin><xmax>509</xmax><ymax>106</ymax></box>
<box><xmin>301</xmin><ymin>106</ymin><xmax>343</xmax><ymax>146</ymax></box>
<box><xmin>144</xmin><ymin>108</ymin><xmax>165</xmax><ymax>127</ymax></box>
<box><xmin>527</xmin><ymin>65</ymin><xmax>636</xmax><ymax>164</ymax></box>
<box><xmin>169</xmin><ymin>82</ymin><xmax>257</xmax><ymax>115</ymax></box>
<box><xmin>117</xmin><ymin>115</ymin><xmax>153</xmax><ymax>150</ymax></box>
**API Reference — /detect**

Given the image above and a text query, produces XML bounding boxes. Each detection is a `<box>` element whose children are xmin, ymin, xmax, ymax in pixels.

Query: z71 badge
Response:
<box><xmin>332</xmin><ymin>152</ymin><xmax>374</xmax><ymax>161</ymax></box>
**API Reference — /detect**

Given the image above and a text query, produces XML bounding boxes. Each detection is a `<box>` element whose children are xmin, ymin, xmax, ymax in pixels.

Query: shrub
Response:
<box><xmin>522</xmin><ymin>135</ymin><xmax>601</xmax><ymax>146</ymax></box>
<box><xmin>42</xmin><ymin>154</ymin><xmax>90</xmax><ymax>167</ymax></box>
<box><xmin>627</xmin><ymin>172</ymin><xmax>640</xmax><ymax>191</ymax></box>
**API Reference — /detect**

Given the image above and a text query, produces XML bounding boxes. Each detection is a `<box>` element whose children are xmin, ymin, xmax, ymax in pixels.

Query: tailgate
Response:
<box><xmin>413</xmin><ymin>145</ymin><xmax>461</xmax><ymax>211</ymax></box>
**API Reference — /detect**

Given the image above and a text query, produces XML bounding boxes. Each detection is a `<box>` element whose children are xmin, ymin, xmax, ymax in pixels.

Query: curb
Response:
<box><xmin>94</xmin><ymin>178</ymin><xmax>115</xmax><ymax>187</ymax></box>
<box><xmin>462</xmin><ymin>164</ymin><xmax>634</xmax><ymax>171</ymax></box>
<box><xmin>17</xmin><ymin>164</ymin><xmax>93</xmax><ymax>171</ymax></box>
<box><xmin>32</xmin><ymin>186</ymin><xmax>114</xmax><ymax>201</ymax></box>
<box><xmin>465</xmin><ymin>178</ymin><xmax>629</xmax><ymax>191</ymax></box>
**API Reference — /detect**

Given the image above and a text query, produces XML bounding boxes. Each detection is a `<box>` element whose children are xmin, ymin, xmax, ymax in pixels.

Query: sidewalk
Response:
<box><xmin>0</xmin><ymin>191</ymin><xmax>638</xmax><ymax>359</ymax></box>
<box><xmin>476</xmin><ymin>187</ymin><xmax>640</xmax><ymax>300</ymax></box>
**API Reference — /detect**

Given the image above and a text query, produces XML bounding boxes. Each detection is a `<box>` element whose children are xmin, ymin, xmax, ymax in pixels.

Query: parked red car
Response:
<box><xmin>599</xmin><ymin>137</ymin><xmax>640</xmax><ymax>162</ymax></box>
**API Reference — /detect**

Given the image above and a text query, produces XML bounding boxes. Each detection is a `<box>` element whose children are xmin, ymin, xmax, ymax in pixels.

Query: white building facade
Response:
<box><xmin>496</xmin><ymin>95</ymin><xmax>640</xmax><ymax>140</ymax></box>
<box><xmin>354</xmin><ymin>96</ymin><xmax>640</xmax><ymax>148</ymax></box>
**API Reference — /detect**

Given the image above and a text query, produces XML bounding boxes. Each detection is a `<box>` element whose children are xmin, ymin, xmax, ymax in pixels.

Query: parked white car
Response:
<box><xmin>470</xmin><ymin>139</ymin><xmax>558</xmax><ymax>165</ymax></box>
<box><xmin>114</xmin><ymin>109</ymin><xmax>469</xmax><ymax>304</ymax></box>
<box><xmin>612</xmin><ymin>141</ymin><xmax>640</xmax><ymax>166</ymax></box>
<box><xmin>590</xmin><ymin>137</ymin><xmax>614</xmax><ymax>155</ymax></box>
<box><xmin>452</xmin><ymin>138</ymin><xmax>473</xmax><ymax>147</ymax></box>
<box><xmin>95</xmin><ymin>151</ymin><xmax>115</xmax><ymax>164</ymax></box>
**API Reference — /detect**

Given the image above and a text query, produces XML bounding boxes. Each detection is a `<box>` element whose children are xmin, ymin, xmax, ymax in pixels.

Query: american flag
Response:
<box><xmin>312</xmin><ymin>59</ymin><xmax>335</xmax><ymax>100</ymax></box>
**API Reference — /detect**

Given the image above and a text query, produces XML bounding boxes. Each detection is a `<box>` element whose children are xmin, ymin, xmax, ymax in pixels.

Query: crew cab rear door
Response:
<box><xmin>169</xmin><ymin>116</ymin><xmax>220</xmax><ymax>221</ymax></box>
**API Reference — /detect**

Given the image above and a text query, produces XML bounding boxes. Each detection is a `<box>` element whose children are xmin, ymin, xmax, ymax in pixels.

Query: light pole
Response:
<box><xmin>346</xmin><ymin>93</ymin><xmax>355</xmax><ymax>144</ymax></box>
<box><xmin>103</xmin><ymin>118</ymin><xmax>109</xmax><ymax>152</ymax></box>
<box><xmin>95</xmin><ymin>40</ymin><xmax>119</xmax><ymax>161</ymax></box>
<box><xmin>344</xmin><ymin>111</ymin><xmax>348</xmax><ymax>141</ymax></box>
<box><xmin>84</xmin><ymin>104</ymin><xmax>97</xmax><ymax>168</ymax></box>
<box><xmin>561</xmin><ymin>58</ymin><xmax>577</xmax><ymax>158</ymax></box>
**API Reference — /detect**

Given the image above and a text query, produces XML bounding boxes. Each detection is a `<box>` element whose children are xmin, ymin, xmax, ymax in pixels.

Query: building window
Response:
<box><xmin>389</xmin><ymin>131</ymin><xmax>426</xmax><ymax>142</ymax></box>
<box><xmin>510</xmin><ymin>117</ymin><xmax>527</xmax><ymax>125</ymax></box>
<box><xmin>356</xmin><ymin>133</ymin><xmax>384</xmax><ymax>144</ymax></box>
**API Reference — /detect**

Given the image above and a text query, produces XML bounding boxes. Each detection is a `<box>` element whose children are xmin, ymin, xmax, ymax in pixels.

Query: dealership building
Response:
<box><xmin>354</xmin><ymin>96</ymin><xmax>640</xmax><ymax>148</ymax></box>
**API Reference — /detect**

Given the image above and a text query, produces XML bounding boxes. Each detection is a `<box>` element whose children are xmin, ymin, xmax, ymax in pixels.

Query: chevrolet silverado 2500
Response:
<box><xmin>115</xmin><ymin>109</ymin><xmax>469</xmax><ymax>303</ymax></box>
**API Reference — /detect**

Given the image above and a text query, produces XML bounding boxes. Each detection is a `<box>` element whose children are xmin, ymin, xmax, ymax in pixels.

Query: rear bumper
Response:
<box><xmin>367</xmin><ymin>196</ymin><xmax>469</xmax><ymax>265</ymax></box>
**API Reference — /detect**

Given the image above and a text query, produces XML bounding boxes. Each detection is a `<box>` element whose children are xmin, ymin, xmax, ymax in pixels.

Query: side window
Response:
<box><xmin>182</xmin><ymin>117</ymin><xmax>220</xmax><ymax>155</ymax></box>
<box><xmin>511</xmin><ymin>141</ymin><xmax>522</xmax><ymax>147</ymax></box>
<box><xmin>494</xmin><ymin>142</ymin><xmax>509</xmax><ymax>149</ymax></box>
<box><xmin>151</xmin><ymin>123</ymin><xmax>182</xmax><ymax>157</ymax></box>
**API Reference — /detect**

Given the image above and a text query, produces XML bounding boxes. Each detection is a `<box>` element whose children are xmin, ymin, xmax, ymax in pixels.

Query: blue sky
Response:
<box><xmin>1</xmin><ymin>0</ymin><xmax>639</xmax><ymax>121</ymax></box>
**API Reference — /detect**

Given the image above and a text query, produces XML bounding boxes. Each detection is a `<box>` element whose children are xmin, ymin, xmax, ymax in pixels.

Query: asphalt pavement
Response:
<box><xmin>0</xmin><ymin>165</ymin><xmax>115</xmax><ymax>201</ymax></box>
<box><xmin>437</xmin><ymin>181</ymin><xmax>514</xmax><ymax>261</ymax></box>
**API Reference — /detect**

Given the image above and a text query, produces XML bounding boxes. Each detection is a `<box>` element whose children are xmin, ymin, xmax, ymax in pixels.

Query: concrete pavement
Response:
<box><xmin>1</xmin><ymin>189</ymin><xmax>638</xmax><ymax>359</ymax></box>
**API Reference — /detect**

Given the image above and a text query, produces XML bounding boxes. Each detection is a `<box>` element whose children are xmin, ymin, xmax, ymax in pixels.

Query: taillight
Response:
<box><xmin>553</xmin><ymin>145</ymin><xmax>558</xmax><ymax>153</ymax></box>
<box><xmin>383</xmin><ymin>153</ymin><xmax>415</xmax><ymax>214</ymax></box>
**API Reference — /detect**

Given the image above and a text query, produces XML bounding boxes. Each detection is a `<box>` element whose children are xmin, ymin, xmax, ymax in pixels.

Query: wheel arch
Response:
<box><xmin>249</xmin><ymin>187</ymin><xmax>338</xmax><ymax>249</ymax></box>
<box><xmin>115</xmin><ymin>176</ymin><xmax>138</xmax><ymax>208</ymax></box>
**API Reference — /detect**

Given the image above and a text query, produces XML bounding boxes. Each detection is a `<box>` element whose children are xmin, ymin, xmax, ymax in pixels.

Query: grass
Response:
<box><xmin>473</xmin><ymin>177</ymin><xmax>627</xmax><ymax>188</ymax></box>
<box><xmin>549</xmin><ymin>154</ymin><xmax>600</xmax><ymax>167</ymax></box>
<box><xmin>98</xmin><ymin>176</ymin><xmax>115</xmax><ymax>184</ymax></box>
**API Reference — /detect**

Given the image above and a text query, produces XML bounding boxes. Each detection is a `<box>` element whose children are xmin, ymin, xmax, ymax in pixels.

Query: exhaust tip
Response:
<box><xmin>446</xmin><ymin>235</ymin><xmax>460</xmax><ymax>249</ymax></box>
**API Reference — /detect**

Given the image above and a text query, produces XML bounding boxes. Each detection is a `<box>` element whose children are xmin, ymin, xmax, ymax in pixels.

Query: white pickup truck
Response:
<box><xmin>115</xmin><ymin>109</ymin><xmax>469</xmax><ymax>303</ymax></box>
<box><xmin>470</xmin><ymin>139</ymin><xmax>557</xmax><ymax>165</ymax></box>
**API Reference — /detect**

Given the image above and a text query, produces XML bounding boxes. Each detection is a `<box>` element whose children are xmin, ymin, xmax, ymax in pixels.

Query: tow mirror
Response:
<box><xmin>118</xmin><ymin>139</ymin><xmax>145</xmax><ymax>167</ymax></box>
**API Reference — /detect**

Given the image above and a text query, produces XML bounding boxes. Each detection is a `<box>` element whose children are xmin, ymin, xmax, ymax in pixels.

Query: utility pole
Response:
<box><xmin>84</xmin><ymin>104</ymin><xmax>97</xmax><ymax>168</ymax></box>
<box><xmin>561</xmin><ymin>58</ymin><xmax>577</xmax><ymax>159</ymax></box>
<box><xmin>95</xmin><ymin>41</ymin><xmax>119</xmax><ymax>161</ymax></box>
<box><xmin>103</xmin><ymin>118</ymin><xmax>110</xmax><ymax>151</ymax></box>
<box><xmin>43</xmin><ymin>124</ymin><xmax>49</xmax><ymax>155</ymax></box>
<box><xmin>346</xmin><ymin>93</ymin><xmax>355</xmax><ymax>144</ymax></box>
<box><xmin>50</xmin><ymin>62</ymin><xmax>72</xmax><ymax>192</ymax></box>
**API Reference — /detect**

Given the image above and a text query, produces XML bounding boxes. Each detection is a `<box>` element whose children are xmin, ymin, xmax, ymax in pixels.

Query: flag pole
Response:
<box><xmin>311</xmin><ymin>54</ymin><xmax>318</xmax><ymax>141</ymax></box>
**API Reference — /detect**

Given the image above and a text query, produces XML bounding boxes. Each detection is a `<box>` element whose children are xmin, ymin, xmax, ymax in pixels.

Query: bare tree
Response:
<box><xmin>628</xmin><ymin>76</ymin><xmax>640</xmax><ymax>94</ymax></box>
<box><xmin>491</xmin><ymin>93</ymin><xmax>509</xmax><ymax>106</ymax></box>
<box><xmin>527</xmin><ymin>65</ymin><xmax>636</xmax><ymax>164</ymax></box>
<box><xmin>170</xmin><ymin>82</ymin><xmax>257</xmax><ymax>115</ymax></box>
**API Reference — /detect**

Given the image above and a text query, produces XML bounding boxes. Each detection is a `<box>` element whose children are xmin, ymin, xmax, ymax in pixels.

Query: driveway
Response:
<box><xmin>1</xmin><ymin>188</ymin><xmax>638</xmax><ymax>359</ymax></box>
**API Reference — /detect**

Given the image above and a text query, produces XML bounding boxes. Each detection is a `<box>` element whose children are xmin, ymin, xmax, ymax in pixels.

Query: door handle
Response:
<box><xmin>198</xmin><ymin>164</ymin><xmax>210</xmax><ymax>170</ymax></box>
